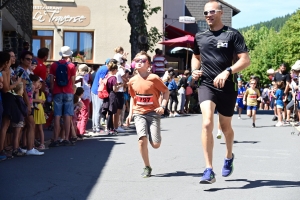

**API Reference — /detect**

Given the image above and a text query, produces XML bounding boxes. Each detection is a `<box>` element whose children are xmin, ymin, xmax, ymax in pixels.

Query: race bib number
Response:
<box><xmin>249</xmin><ymin>95</ymin><xmax>257</xmax><ymax>99</ymax></box>
<box><xmin>237</xmin><ymin>94</ymin><xmax>243</xmax><ymax>98</ymax></box>
<box><xmin>136</xmin><ymin>95</ymin><xmax>153</xmax><ymax>105</ymax></box>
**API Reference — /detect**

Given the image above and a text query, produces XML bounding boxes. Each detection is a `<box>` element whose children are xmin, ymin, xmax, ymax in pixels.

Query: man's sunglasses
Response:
<box><xmin>203</xmin><ymin>9</ymin><xmax>222</xmax><ymax>16</ymax></box>
<box><xmin>135</xmin><ymin>58</ymin><xmax>148</xmax><ymax>63</ymax></box>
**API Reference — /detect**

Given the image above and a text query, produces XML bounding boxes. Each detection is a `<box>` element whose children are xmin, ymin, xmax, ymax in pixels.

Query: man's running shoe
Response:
<box><xmin>275</xmin><ymin>122</ymin><xmax>283</xmax><ymax>127</ymax></box>
<box><xmin>222</xmin><ymin>153</ymin><xmax>234</xmax><ymax>177</ymax></box>
<box><xmin>238</xmin><ymin>116</ymin><xmax>241</xmax><ymax>119</ymax></box>
<box><xmin>216</xmin><ymin>131</ymin><xmax>222</xmax><ymax>139</ymax></box>
<box><xmin>141</xmin><ymin>166</ymin><xmax>152</xmax><ymax>178</ymax></box>
<box><xmin>199</xmin><ymin>168</ymin><xmax>216</xmax><ymax>184</ymax></box>
<box><xmin>272</xmin><ymin>116</ymin><xmax>278</xmax><ymax>121</ymax></box>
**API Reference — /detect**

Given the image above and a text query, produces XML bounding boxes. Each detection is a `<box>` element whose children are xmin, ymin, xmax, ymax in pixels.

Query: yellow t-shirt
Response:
<box><xmin>245</xmin><ymin>88</ymin><xmax>260</xmax><ymax>106</ymax></box>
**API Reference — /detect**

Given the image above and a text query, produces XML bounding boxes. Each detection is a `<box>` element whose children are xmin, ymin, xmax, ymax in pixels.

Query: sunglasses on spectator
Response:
<box><xmin>135</xmin><ymin>59</ymin><xmax>148</xmax><ymax>63</ymax></box>
<box><xmin>203</xmin><ymin>9</ymin><xmax>222</xmax><ymax>16</ymax></box>
<box><xmin>250</xmin><ymin>82</ymin><xmax>256</xmax><ymax>85</ymax></box>
<box><xmin>25</xmin><ymin>57</ymin><xmax>32</xmax><ymax>61</ymax></box>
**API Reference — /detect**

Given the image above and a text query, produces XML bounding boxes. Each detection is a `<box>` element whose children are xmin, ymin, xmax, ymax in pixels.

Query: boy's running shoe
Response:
<box><xmin>141</xmin><ymin>166</ymin><xmax>152</xmax><ymax>178</ymax></box>
<box><xmin>222</xmin><ymin>153</ymin><xmax>234</xmax><ymax>177</ymax></box>
<box><xmin>199</xmin><ymin>168</ymin><xmax>216</xmax><ymax>184</ymax></box>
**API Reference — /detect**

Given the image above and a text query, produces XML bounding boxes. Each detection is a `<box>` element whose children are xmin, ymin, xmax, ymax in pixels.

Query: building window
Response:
<box><xmin>197</xmin><ymin>20</ymin><xmax>209</xmax><ymax>32</ymax></box>
<box><xmin>32</xmin><ymin>30</ymin><xmax>54</xmax><ymax>59</ymax></box>
<box><xmin>63</xmin><ymin>31</ymin><xmax>93</xmax><ymax>61</ymax></box>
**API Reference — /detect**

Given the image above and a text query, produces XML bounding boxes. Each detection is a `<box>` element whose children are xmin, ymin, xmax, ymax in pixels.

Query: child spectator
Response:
<box><xmin>34</xmin><ymin>81</ymin><xmax>46</xmax><ymax>149</ymax></box>
<box><xmin>75</xmin><ymin>64</ymin><xmax>91</xmax><ymax>135</ymax></box>
<box><xmin>73</xmin><ymin>87</ymin><xmax>84</xmax><ymax>138</ymax></box>
<box><xmin>272</xmin><ymin>81</ymin><xmax>285</xmax><ymax>127</ymax></box>
<box><xmin>243</xmin><ymin>79</ymin><xmax>261</xmax><ymax>128</ymax></box>
<box><xmin>168</xmin><ymin>71</ymin><xmax>180</xmax><ymax>117</ymax></box>
<box><xmin>12</xmin><ymin>83</ymin><xmax>28</xmax><ymax>157</ymax></box>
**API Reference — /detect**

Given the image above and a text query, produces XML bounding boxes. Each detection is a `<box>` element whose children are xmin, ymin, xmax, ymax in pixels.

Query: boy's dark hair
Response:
<box><xmin>37</xmin><ymin>48</ymin><xmax>49</xmax><ymax>59</ymax></box>
<box><xmin>29</xmin><ymin>74</ymin><xmax>40</xmax><ymax>82</ymax></box>
<box><xmin>73</xmin><ymin>94</ymin><xmax>79</xmax><ymax>104</ymax></box>
<box><xmin>75</xmin><ymin>87</ymin><xmax>84</xmax><ymax>96</ymax></box>
<box><xmin>20</xmin><ymin>51</ymin><xmax>34</xmax><ymax>60</ymax></box>
<box><xmin>0</xmin><ymin>51</ymin><xmax>11</xmax><ymax>66</ymax></box>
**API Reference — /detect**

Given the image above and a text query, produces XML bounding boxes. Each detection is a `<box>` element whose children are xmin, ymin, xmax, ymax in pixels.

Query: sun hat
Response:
<box><xmin>267</xmin><ymin>69</ymin><xmax>275</xmax><ymax>75</ymax></box>
<box><xmin>59</xmin><ymin>46</ymin><xmax>73</xmax><ymax>57</ymax></box>
<box><xmin>291</xmin><ymin>60</ymin><xmax>300</xmax><ymax>71</ymax></box>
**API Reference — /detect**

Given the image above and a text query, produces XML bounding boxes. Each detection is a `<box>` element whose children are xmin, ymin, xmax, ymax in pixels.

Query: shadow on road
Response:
<box><xmin>220</xmin><ymin>140</ymin><xmax>260</xmax><ymax>144</ymax></box>
<box><xmin>153</xmin><ymin>171</ymin><xmax>203</xmax><ymax>178</ymax></box>
<box><xmin>0</xmin><ymin>138</ymin><xmax>124</xmax><ymax>199</ymax></box>
<box><xmin>204</xmin><ymin>179</ymin><xmax>300</xmax><ymax>192</ymax></box>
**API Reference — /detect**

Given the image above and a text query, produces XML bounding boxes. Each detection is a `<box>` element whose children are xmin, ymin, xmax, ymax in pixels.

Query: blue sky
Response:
<box><xmin>226</xmin><ymin>0</ymin><xmax>300</xmax><ymax>29</ymax></box>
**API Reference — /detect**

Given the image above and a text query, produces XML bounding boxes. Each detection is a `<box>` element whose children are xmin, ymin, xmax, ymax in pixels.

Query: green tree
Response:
<box><xmin>278</xmin><ymin>9</ymin><xmax>300</xmax><ymax>65</ymax></box>
<box><xmin>121</xmin><ymin>0</ymin><xmax>163</xmax><ymax>60</ymax></box>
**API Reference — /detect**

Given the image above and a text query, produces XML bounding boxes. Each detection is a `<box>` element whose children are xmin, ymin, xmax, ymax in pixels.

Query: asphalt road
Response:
<box><xmin>0</xmin><ymin>112</ymin><xmax>300</xmax><ymax>200</ymax></box>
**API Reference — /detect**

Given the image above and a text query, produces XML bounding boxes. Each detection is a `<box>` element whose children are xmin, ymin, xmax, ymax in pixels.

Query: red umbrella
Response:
<box><xmin>159</xmin><ymin>35</ymin><xmax>195</xmax><ymax>69</ymax></box>
<box><xmin>159</xmin><ymin>35</ymin><xmax>195</xmax><ymax>48</ymax></box>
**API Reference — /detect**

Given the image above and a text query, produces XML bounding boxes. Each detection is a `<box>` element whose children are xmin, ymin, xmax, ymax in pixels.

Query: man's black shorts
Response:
<box><xmin>198</xmin><ymin>85</ymin><xmax>237</xmax><ymax>117</ymax></box>
<box><xmin>116</xmin><ymin>92</ymin><xmax>124</xmax><ymax>110</ymax></box>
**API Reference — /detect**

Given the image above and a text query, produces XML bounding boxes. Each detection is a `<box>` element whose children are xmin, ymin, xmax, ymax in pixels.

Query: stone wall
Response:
<box><xmin>3</xmin><ymin>0</ymin><xmax>33</xmax><ymax>58</ymax></box>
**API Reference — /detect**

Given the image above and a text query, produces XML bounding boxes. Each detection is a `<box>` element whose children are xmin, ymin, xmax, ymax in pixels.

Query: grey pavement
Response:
<box><xmin>1</xmin><ymin>112</ymin><xmax>300</xmax><ymax>200</ymax></box>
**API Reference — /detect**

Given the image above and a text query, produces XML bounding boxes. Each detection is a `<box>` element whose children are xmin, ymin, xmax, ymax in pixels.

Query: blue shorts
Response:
<box><xmin>247</xmin><ymin>105</ymin><xmax>257</xmax><ymax>111</ymax></box>
<box><xmin>236</xmin><ymin>99</ymin><xmax>244</xmax><ymax>108</ymax></box>
<box><xmin>53</xmin><ymin>93</ymin><xmax>74</xmax><ymax>116</ymax></box>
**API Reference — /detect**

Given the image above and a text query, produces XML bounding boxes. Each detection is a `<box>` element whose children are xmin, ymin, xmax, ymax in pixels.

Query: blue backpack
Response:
<box><xmin>56</xmin><ymin>61</ymin><xmax>69</xmax><ymax>87</ymax></box>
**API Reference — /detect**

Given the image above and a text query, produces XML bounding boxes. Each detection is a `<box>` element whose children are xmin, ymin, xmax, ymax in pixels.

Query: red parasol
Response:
<box><xmin>159</xmin><ymin>35</ymin><xmax>195</xmax><ymax>69</ymax></box>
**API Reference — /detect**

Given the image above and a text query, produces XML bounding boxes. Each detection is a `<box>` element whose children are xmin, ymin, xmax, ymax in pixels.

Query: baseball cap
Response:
<box><xmin>291</xmin><ymin>60</ymin><xmax>300</xmax><ymax>71</ymax></box>
<box><xmin>105</xmin><ymin>58</ymin><xmax>111</xmax><ymax>65</ymax></box>
<box><xmin>32</xmin><ymin>59</ymin><xmax>37</xmax><ymax>65</ymax></box>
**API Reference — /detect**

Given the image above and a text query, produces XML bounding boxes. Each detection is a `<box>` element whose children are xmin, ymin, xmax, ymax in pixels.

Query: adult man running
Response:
<box><xmin>192</xmin><ymin>0</ymin><xmax>250</xmax><ymax>184</ymax></box>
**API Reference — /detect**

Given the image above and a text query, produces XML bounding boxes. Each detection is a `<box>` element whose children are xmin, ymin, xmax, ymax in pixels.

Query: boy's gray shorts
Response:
<box><xmin>133</xmin><ymin>112</ymin><xmax>161</xmax><ymax>143</ymax></box>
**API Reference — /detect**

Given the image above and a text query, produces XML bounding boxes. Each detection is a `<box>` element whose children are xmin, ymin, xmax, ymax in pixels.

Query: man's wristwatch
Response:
<box><xmin>226</xmin><ymin>67</ymin><xmax>232</xmax><ymax>75</ymax></box>
<box><xmin>161</xmin><ymin>105</ymin><xmax>166</xmax><ymax>109</ymax></box>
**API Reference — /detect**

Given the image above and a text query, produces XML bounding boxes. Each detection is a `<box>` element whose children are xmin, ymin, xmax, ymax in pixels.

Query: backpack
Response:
<box><xmin>56</xmin><ymin>61</ymin><xmax>69</xmax><ymax>87</ymax></box>
<box><xmin>98</xmin><ymin>74</ymin><xmax>112</xmax><ymax>99</ymax></box>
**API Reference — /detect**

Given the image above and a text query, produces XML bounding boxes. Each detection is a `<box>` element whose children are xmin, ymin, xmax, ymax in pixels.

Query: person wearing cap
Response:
<box><xmin>272</xmin><ymin>63</ymin><xmax>291</xmax><ymax>121</ymax></box>
<box><xmin>75</xmin><ymin>64</ymin><xmax>91</xmax><ymax>136</ymax></box>
<box><xmin>153</xmin><ymin>48</ymin><xmax>168</xmax><ymax>77</ymax></box>
<box><xmin>28</xmin><ymin>59</ymin><xmax>37</xmax><ymax>75</ymax></box>
<box><xmin>49</xmin><ymin>46</ymin><xmax>76</xmax><ymax>147</ymax></box>
<box><xmin>90</xmin><ymin>59</ymin><xmax>109</xmax><ymax>134</ymax></box>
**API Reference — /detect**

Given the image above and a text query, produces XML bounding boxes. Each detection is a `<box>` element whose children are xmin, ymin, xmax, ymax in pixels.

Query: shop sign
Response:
<box><xmin>33</xmin><ymin>5</ymin><xmax>90</xmax><ymax>26</ymax></box>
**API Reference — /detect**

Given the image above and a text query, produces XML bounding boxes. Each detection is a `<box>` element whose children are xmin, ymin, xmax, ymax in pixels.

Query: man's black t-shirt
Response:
<box><xmin>273</xmin><ymin>72</ymin><xmax>290</xmax><ymax>84</ymax></box>
<box><xmin>193</xmin><ymin>26</ymin><xmax>248</xmax><ymax>92</ymax></box>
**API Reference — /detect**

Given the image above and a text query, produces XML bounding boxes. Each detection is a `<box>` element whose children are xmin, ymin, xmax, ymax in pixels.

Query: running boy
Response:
<box><xmin>235</xmin><ymin>80</ymin><xmax>245</xmax><ymax>119</ymax></box>
<box><xmin>125</xmin><ymin>51</ymin><xmax>169</xmax><ymax>178</ymax></box>
<box><xmin>243</xmin><ymin>79</ymin><xmax>261</xmax><ymax>127</ymax></box>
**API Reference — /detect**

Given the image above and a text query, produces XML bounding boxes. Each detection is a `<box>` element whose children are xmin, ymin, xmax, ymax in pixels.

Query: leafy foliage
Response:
<box><xmin>240</xmin><ymin>9</ymin><xmax>300</xmax><ymax>84</ymax></box>
<box><xmin>238</xmin><ymin>13</ymin><xmax>293</xmax><ymax>32</ymax></box>
<box><xmin>120</xmin><ymin>0</ymin><xmax>163</xmax><ymax>57</ymax></box>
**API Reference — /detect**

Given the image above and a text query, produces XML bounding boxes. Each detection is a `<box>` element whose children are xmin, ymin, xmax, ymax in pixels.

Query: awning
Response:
<box><xmin>165</xmin><ymin>24</ymin><xmax>195</xmax><ymax>40</ymax></box>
